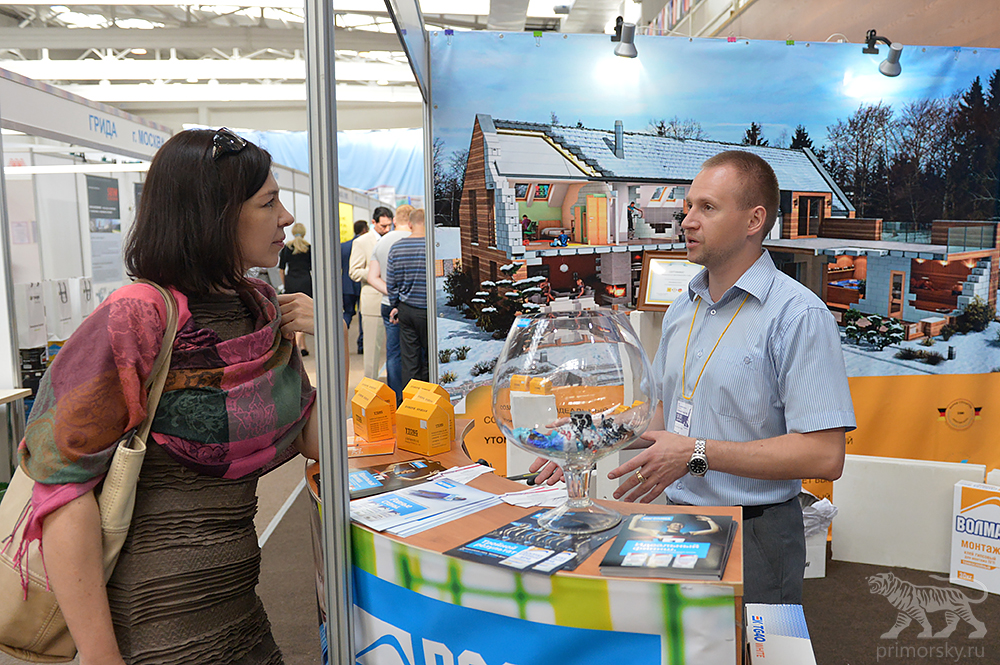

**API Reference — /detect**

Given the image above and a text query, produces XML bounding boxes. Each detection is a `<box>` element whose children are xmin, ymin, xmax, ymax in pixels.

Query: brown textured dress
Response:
<box><xmin>105</xmin><ymin>293</ymin><xmax>284</xmax><ymax>665</ymax></box>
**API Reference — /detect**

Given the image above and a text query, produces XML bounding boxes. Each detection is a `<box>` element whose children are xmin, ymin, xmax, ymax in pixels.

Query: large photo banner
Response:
<box><xmin>430</xmin><ymin>31</ymin><xmax>1000</xmax><ymax>479</ymax></box>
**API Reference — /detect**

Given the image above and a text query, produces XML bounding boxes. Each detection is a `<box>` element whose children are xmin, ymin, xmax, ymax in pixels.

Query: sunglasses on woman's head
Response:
<box><xmin>213</xmin><ymin>128</ymin><xmax>247</xmax><ymax>160</ymax></box>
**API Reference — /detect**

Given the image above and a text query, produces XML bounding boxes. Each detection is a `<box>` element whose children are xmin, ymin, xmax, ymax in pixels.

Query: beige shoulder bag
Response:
<box><xmin>0</xmin><ymin>281</ymin><xmax>178</xmax><ymax>662</ymax></box>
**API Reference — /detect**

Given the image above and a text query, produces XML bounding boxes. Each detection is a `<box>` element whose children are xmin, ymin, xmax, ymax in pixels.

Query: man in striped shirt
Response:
<box><xmin>387</xmin><ymin>208</ymin><xmax>429</xmax><ymax>385</ymax></box>
<box><xmin>535</xmin><ymin>151</ymin><xmax>856</xmax><ymax>604</ymax></box>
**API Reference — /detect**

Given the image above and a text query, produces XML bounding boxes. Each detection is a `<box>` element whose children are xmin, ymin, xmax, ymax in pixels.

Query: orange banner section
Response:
<box><xmin>552</xmin><ymin>385</ymin><xmax>625</xmax><ymax>417</ymax></box>
<box><xmin>806</xmin><ymin>373</ymin><xmax>1000</xmax><ymax>503</ymax></box>
<box><xmin>468</xmin><ymin>374</ymin><xmax>1000</xmax><ymax>499</ymax></box>
<box><xmin>461</xmin><ymin>385</ymin><xmax>508</xmax><ymax>475</ymax></box>
<box><xmin>847</xmin><ymin>373</ymin><xmax>999</xmax><ymax>467</ymax></box>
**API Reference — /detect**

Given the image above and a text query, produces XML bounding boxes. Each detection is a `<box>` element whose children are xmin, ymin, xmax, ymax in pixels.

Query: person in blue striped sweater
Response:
<box><xmin>386</xmin><ymin>208</ymin><xmax>429</xmax><ymax>386</ymax></box>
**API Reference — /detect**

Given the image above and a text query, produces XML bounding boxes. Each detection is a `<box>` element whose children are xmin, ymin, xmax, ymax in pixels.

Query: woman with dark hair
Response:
<box><xmin>18</xmin><ymin>128</ymin><xmax>318</xmax><ymax>665</ymax></box>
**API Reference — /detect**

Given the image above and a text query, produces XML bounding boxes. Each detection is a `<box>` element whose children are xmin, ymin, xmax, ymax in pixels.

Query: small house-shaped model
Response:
<box><xmin>410</xmin><ymin>388</ymin><xmax>456</xmax><ymax>444</ymax></box>
<box><xmin>396</xmin><ymin>397</ymin><xmax>452</xmax><ymax>457</ymax></box>
<box><xmin>352</xmin><ymin>378</ymin><xmax>397</xmax><ymax>443</ymax></box>
<box><xmin>402</xmin><ymin>379</ymin><xmax>451</xmax><ymax>403</ymax></box>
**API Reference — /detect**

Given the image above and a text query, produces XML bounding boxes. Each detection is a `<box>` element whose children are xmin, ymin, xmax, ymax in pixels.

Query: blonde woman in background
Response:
<box><xmin>279</xmin><ymin>222</ymin><xmax>313</xmax><ymax>353</ymax></box>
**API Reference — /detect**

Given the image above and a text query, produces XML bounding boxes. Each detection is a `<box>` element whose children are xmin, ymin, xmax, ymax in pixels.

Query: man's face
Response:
<box><xmin>681</xmin><ymin>165</ymin><xmax>755</xmax><ymax>270</ymax></box>
<box><xmin>372</xmin><ymin>215</ymin><xmax>393</xmax><ymax>236</ymax></box>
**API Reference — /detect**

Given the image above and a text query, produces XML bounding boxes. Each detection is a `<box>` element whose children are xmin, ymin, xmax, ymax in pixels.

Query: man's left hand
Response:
<box><xmin>277</xmin><ymin>293</ymin><xmax>315</xmax><ymax>338</ymax></box>
<box><xmin>608</xmin><ymin>430</ymin><xmax>693</xmax><ymax>503</ymax></box>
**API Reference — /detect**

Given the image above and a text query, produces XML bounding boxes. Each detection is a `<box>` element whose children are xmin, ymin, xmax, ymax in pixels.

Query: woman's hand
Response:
<box><xmin>277</xmin><ymin>293</ymin><xmax>314</xmax><ymax>338</ymax></box>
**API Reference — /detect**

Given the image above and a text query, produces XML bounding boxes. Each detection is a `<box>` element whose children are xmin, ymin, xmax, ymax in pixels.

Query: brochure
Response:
<box><xmin>445</xmin><ymin>510</ymin><xmax>619</xmax><ymax>575</ymax></box>
<box><xmin>350</xmin><ymin>477</ymin><xmax>498</xmax><ymax>533</ymax></box>
<box><xmin>349</xmin><ymin>458</ymin><xmax>447</xmax><ymax>500</ymax></box>
<box><xmin>599</xmin><ymin>513</ymin><xmax>737</xmax><ymax>580</ymax></box>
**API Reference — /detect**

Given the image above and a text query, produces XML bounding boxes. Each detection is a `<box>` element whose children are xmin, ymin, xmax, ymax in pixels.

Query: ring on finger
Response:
<box><xmin>635</xmin><ymin>469</ymin><xmax>644</xmax><ymax>484</ymax></box>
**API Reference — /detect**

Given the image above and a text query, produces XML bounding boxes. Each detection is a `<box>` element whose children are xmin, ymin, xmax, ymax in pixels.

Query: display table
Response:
<box><xmin>307</xmin><ymin>433</ymin><xmax>742</xmax><ymax>665</ymax></box>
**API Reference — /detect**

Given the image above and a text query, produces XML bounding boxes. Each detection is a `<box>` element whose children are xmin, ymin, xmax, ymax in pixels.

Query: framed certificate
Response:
<box><xmin>637</xmin><ymin>251</ymin><xmax>701</xmax><ymax>311</ymax></box>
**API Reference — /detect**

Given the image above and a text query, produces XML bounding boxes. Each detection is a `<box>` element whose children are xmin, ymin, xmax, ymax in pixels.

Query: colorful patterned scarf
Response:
<box><xmin>18</xmin><ymin>278</ymin><xmax>316</xmax><ymax>545</ymax></box>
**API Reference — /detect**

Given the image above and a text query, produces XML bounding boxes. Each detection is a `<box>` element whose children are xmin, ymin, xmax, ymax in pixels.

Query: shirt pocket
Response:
<box><xmin>707</xmin><ymin>346</ymin><xmax>771</xmax><ymax>425</ymax></box>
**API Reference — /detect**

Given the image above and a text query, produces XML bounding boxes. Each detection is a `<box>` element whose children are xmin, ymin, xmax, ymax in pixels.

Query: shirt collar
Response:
<box><xmin>687</xmin><ymin>249</ymin><xmax>777</xmax><ymax>305</ymax></box>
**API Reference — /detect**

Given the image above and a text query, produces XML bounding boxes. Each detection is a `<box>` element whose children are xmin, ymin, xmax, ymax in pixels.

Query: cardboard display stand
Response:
<box><xmin>951</xmin><ymin>480</ymin><xmax>1000</xmax><ymax>594</ymax></box>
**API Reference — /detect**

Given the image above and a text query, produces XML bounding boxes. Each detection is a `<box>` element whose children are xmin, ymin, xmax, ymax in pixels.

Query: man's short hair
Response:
<box><xmin>395</xmin><ymin>204</ymin><xmax>415</xmax><ymax>225</ymax></box>
<box><xmin>702</xmin><ymin>150</ymin><xmax>780</xmax><ymax>236</ymax></box>
<box><xmin>373</xmin><ymin>206</ymin><xmax>394</xmax><ymax>223</ymax></box>
<box><xmin>354</xmin><ymin>219</ymin><xmax>369</xmax><ymax>235</ymax></box>
<box><xmin>410</xmin><ymin>208</ymin><xmax>425</xmax><ymax>227</ymax></box>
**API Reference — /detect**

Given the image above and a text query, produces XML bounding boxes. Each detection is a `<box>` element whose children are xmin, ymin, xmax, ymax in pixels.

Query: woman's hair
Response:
<box><xmin>124</xmin><ymin>129</ymin><xmax>272</xmax><ymax>294</ymax></box>
<box><xmin>287</xmin><ymin>222</ymin><xmax>310</xmax><ymax>254</ymax></box>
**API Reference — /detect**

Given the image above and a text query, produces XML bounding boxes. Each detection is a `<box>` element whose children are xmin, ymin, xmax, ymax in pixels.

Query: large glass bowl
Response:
<box><xmin>491</xmin><ymin>310</ymin><xmax>654</xmax><ymax>533</ymax></box>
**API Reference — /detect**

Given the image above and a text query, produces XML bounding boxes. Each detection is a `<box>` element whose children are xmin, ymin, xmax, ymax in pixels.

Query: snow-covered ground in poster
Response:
<box><xmin>435</xmin><ymin>277</ymin><xmax>507</xmax><ymax>404</ymax></box>
<box><xmin>840</xmin><ymin>320</ymin><xmax>1000</xmax><ymax>377</ymax></box>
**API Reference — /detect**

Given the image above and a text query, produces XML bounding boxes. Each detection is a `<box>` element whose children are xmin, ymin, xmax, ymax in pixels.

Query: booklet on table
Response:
<box><xmin>350</xmin><ymin>476</ymin><xmax>499</xmax><ymax>533</ymax></box>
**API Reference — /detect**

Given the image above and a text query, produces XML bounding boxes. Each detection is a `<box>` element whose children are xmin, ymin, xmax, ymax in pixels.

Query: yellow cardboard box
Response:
<box><xmin>402</xmin><ymin>379</ymin><xmax>450</xmax><ymax>403</ymax></box>
<box><xmin>411</xmin><ymin>388</ymin><xmax>456</xmax><ymax>444</ymax></box>
<box><xmin>351</xmin><ymin>379</ymin><xmax>396</xmax><ymax>443</ymax></box>
<box><xmin>528</xmin><ymin>377</ymin><xmax>553</xmax><ymax>395</ymax></box>
<box><xmin>396</xmin><ymin>398</ymin><xmax>452</xmax><ymax>456</ymax></box>
<box><xmin>510</xmin><ymin>374</ymin><xmax>530</xmax><ymax>393</ymax></box>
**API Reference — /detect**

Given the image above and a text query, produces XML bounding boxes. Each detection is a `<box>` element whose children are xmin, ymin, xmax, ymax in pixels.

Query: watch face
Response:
<box><xmin>688</xmin><ymin>457</ymin><xmax>708</xmax><ymax>476</ymax></box>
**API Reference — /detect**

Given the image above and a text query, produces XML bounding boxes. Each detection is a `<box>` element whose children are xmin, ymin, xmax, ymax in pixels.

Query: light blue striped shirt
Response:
<box><xmin>649</xmin><ymin>249</ymin><xmax>856</xmax><ymax>507</ymax></box>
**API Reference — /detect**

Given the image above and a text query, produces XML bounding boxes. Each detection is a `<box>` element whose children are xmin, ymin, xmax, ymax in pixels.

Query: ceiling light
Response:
<box><xmin>131</xmin><ymin>48</ymin><xmax>147</xmax><ymax>55</ymax></box>
<box><xmin>862</xmin><ymin>29</ymin><xmax>903</xmax><ymax>77</ymax></box>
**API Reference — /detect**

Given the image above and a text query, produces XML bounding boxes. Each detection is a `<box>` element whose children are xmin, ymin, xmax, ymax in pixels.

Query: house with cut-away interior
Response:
<box><xmin>456</xmin><ymin>114</ymin><xmax>997</xmax><ymax>331</ymax></box>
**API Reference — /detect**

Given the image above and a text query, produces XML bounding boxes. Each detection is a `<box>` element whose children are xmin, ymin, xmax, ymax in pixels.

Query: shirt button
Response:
<box><xmin>696</xmin><ymin>350</ymin><xmax>703</xmax><ymax>358</ymax></box>
<box><xmin>710</xmin><ymin>309</ymin><xmax>716</xmax><ymax>315</ymax></box>
<box><xmin>677</xmin><ymin>481</ymin><xmax>685</xmax><ymax>489</ymax></box>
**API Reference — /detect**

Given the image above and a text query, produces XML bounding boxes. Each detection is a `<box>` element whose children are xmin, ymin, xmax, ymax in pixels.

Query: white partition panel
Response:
<box><xmin>833</xmin><ymin>455</ymin><xmax>986</xmax><ymax>572</ymax></box>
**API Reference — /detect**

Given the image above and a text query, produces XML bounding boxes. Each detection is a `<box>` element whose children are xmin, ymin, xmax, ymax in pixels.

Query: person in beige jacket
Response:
<box><xmin>349</xmin><ymin>206</ymin><xmax>393</xmax><ymax>379</ymax></box>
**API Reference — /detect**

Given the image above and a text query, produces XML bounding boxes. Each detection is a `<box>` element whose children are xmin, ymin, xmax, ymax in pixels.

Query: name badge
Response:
<box><xmin>673</xmin><ymin>399</ymin><xmax>693</xmax><ymax>437</ymax></box>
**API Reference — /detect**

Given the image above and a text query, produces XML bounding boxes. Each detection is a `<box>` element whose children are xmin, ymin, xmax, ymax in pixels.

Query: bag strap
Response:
<box><xmin>133</xmin><ymin>279</ymin><xmax>179</xmax><ymax>444</ymax></box>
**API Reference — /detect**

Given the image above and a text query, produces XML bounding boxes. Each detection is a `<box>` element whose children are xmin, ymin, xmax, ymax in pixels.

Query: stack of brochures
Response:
<box><xmin>350</xmin><ymin>476</ymin><xmax>501</xmax><ymax>537</ymax></box>
<box><xmin>599</xmin><ymin>512</ymin><xmax>738</xmax><ymax>580</ymax></box>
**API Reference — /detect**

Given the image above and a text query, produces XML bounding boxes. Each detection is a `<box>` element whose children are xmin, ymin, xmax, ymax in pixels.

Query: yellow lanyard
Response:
<box><xmin>680</xmin><ymin>292</ymin><xmax>750</xmax><ymax>401</ymax></box>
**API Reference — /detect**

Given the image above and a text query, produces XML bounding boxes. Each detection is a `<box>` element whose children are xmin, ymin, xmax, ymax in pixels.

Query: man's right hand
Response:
<box><xmin>528</xmin><ymin>457</ymin><xmax>563</xmax><ymax>485</ymax></box>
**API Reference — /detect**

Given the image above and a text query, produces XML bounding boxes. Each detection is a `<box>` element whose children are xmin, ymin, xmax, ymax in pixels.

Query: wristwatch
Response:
<box><xmin>687</xmin><ymin>438</ymin><xmax>708</xmax><ymax>476</ymax></box>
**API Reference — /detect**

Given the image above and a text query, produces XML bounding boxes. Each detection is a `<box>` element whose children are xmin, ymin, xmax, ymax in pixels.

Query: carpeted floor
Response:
<box><xmin>803</xmin><ymin>546</ymin><xmax>999</xmax><ymax>665</ymax></box>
